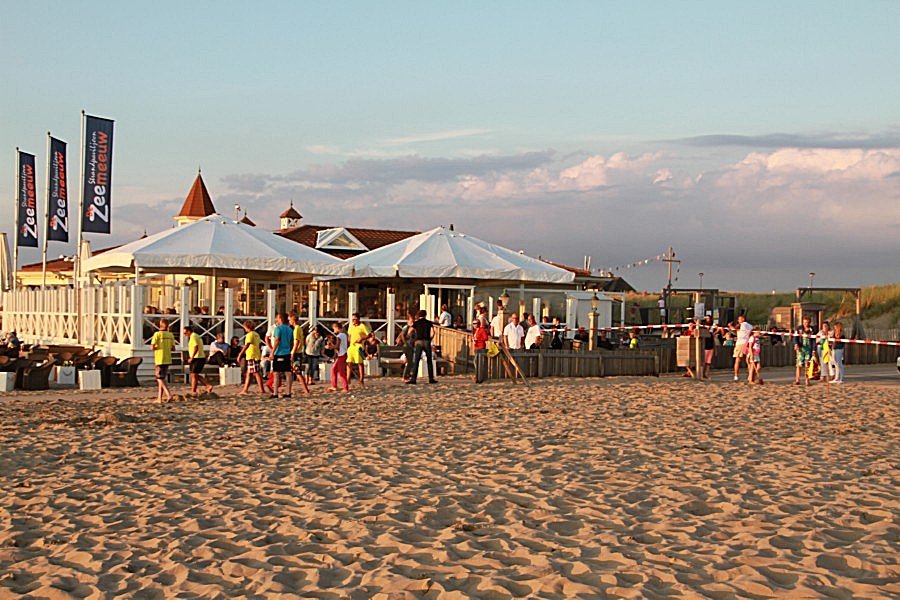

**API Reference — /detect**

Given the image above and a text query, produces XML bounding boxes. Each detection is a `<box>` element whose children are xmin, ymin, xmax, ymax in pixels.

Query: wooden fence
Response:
<box><xmin>433</xmin><ymin>326</ymin><xmax>675</xmax><ymax>379</ymax></box>
<box><xmin>433</xmin><ymin>326</ymin><xmax>898</xmax><ymax>380</ymax></box>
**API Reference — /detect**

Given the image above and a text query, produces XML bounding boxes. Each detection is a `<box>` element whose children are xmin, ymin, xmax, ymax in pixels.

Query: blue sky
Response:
<box><xmin>2</xmin><ymin>1</ymin><xmax>899</xmax><ymax>291</ymax></box>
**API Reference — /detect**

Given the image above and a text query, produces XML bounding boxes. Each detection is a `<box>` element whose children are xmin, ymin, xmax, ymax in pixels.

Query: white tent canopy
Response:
<box><xmin>82</xmin><ymin>215</ymin><xmax>351</xmax><ymax>277</ymax></box>
<box><xmin>343</xmin><ymin>226</ymin><xmax>575</xmax><ymax>283</ymax></box>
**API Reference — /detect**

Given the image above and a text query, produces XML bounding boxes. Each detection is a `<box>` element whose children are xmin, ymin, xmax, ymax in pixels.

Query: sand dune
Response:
<box><xmin>1</xmin><ymin>377</ymin><xmax>897</xmax><ymax>598</ymax></box>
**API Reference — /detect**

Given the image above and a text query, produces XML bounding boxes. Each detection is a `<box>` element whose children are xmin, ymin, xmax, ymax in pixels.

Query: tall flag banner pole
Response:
<box><xmin>42</xmin><ymin>133</ymin><xmax>50</xmax><ymax>289</ymax></box>
<box><xmin>44</xmin><ymin>134</ymin><xmax>70</xmax><ymax>289</ymax></box>
<box><xmin>75</xmin><ymin>111</ymin><xmax>86</xmax><ymax>340</ymax></box>
<box><xmin>13</xmin><ymin>148</ymin><xmax>19</xmax><ymax>291</ymax></box>
<box><xmin>15</xmin><ymin>148</ymin><xmax>40</xmax><ymax>290</ymax></box>
<box><xmin>80</xmin><ymin>114</ymin><xmax>114</xmax><ymax>235</ymax></box>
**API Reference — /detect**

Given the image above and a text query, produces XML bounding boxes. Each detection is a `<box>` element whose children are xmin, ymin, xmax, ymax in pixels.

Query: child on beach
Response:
<box><xmin>183</xmin><ymin>325</ymin><xmax>214</xmax><ymax>395</ymax></box>
<box><xmin>237</xmin><ymin>320</ymin><xmax>265</xmax><ymax>396</ymax></box>
<box><xmin>747</xmin><ymin>329</ymin><xmax>764</xmax><ymax>384</ymax></box>
<box><xmin>329</xmin><ymin>322</ymin><xmax>350</xmax><ymax>393</ymax></box>
<box><xmin>150</xmin><ymin>319</ymin><xmax>175</xmax><ymax>402</ymax></box>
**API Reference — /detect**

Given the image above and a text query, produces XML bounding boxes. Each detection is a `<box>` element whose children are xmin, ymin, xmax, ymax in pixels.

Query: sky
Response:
<box><xmin>2</xmin><ymin>1</ymin><xmax>898</xmax><ymax>292</ymax></box>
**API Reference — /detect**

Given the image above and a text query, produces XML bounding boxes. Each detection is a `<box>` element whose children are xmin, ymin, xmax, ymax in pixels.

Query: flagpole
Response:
<box><xmin>42</xmin><ymin>132</ymin><xmax>51</xmax><ymax>291</ymax></box>
<box><xmin>75</xmin><ymin>110</ymin><xmax>86</xmax><ymax>342</ymax></box>
<box><xmin>13</xmin><ymin>148</ymin><xmax>20</xmax><ymax>291</ymax></box>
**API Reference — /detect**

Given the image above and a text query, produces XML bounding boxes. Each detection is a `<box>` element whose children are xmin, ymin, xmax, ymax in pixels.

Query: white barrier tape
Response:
<box><xmin>536</xmin><ymin>324</ymin><xmax>900</xmax><ymax>347</ymax></box>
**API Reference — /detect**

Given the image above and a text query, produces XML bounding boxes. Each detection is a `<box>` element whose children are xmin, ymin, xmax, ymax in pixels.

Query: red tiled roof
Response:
<box><xmin>276</xmin><ymin>224</ymin><xmax>418</xmax><ymax>258</ymax></box>
<box><xmin>543</xmin><ymin>259</ymin><xmax>592</xmax><ymax>278</ymax></box>
<box><xmin>177</xmin><ymin>173</ymin><xmax>216</xmax><ymax>218</ymax></box>
<box><xmin>280</xmin><ymin>205</ymin><xmax>302</xmax><ymax>219</ymax></box>
<box><xmin>20</xmin><ymin>246</ymin><xmax>116</xmax><ymax>272</ymax></box>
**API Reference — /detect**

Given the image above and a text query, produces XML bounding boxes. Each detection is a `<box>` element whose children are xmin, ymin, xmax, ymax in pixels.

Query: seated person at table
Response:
<box><xmin>208</xmin><ymin>333</ymin><xmax>230</xmax><ymax>367</ymax></box>
<box><xmin>364</xmin><ymin>333</ymin><xmax>381</xmax><ymax>359</ymax></box>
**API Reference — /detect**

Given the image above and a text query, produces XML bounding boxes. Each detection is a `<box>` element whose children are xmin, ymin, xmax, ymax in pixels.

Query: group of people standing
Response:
<box><xmin>149</xmin><ymin>310</ymin><xmax>397</xmax><ymax>402</ymax></box>
<box><xmin>677</xmin><ymin>313</ymin><xmax>848</xmax><ymax>385</ymax></box>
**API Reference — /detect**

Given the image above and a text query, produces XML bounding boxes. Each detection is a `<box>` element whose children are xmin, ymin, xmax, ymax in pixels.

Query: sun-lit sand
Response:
<box><xmin>1</xmin><ymin>376</ymin><xmax>897</xmax><ymax>598</ymax></box>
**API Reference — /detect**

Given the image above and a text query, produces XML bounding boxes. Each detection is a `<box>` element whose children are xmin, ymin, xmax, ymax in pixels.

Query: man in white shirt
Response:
<box><xmin>523</xmin><ymin>314</ymin><xmax>542</xmax><ymax>350</ymax></box>
<box><xmin>490</xmin><ymin>301</ymin><xmax>505</xmax><ymax>338</ymax></box>
<box><xmin>733</xmin><ymin>314</ymin><xmax>753</xmax><ymax>382</ymax></box>
<box><xmin>503</xmin><ymin>313</ymin><xmax>525</xmax><ymax>350</ymax></box>
<box><xmin>438</xmin><ymin>304</ymin><xmax>452</xmax><ymax>328</ymax></box>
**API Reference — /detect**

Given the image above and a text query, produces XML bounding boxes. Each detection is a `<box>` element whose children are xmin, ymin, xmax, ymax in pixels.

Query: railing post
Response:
<box><xmin>308</xmin><ymin>288</ymin><xmax>318</xmax><ymax>329</ymax></box>
<box><xmin>180</xmin><ymin>286</ymin><xmax>190</xmax><ymax>348</ymax></box>
<box><xmin>131</xmin><ymin>284</ymin><xmax>144</xmax><ymax>350</ymax></box>
<box><xmin>386</xmin><ymin>289</ymin><xmax>395</xmax><ymax>343</ymax></box>
<box><xmin>532</xmin><ymin>297</ymin><xmax>541</xmax><ymax>322</ymax></box>
<box><xmin>348</xmin><ymin>291</ymin><xmax>358</xmax><ymax>319</ymax></box>
<box><xmin>266</xmin><ymin>289</ymin><xmax>277</xmax><ymax>333</ymax></box>
<box><xmin>224</xmin><ymin>287</ymin><xmax>234</xmax><ymax>343</ymax></box>
<box><xmin>588</xmin><ymin>310</ymin><xmax>597</xmax><ymax>351</ymax></box>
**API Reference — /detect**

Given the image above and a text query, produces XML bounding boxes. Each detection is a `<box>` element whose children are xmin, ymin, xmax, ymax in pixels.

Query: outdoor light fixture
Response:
<box><xmin>699</xmin><ymin>272</ymin><xmax>704</xmax><ymax>289</ymax></box>
<box><xmin>499</xmin><ymin>290</ymin><xmax>510</xmax><ymax>306</ymax></box>
<box><xmin>184</xmin><ymin>277</ymin><xmax>195</xmax><ymax>286</ymax></box>
<box><xmin>590</xmin><ymin>293</ymin><xmax>600</xmax><ymax>312</ymax></box>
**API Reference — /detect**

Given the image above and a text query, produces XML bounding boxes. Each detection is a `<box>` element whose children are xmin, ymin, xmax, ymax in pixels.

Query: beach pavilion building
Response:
<box><xmin>2</xmin><ymin>173</ymin><xmax>622</xmax><ymax>365</ymax></box>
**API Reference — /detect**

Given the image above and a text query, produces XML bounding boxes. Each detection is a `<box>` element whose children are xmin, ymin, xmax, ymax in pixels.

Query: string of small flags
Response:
<box><xmin>599</xmin><ymin>252</ymin><xmax>668</xmax><ymax>275</ymax></box>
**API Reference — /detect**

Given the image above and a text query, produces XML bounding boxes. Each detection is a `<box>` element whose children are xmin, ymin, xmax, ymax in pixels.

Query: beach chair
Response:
<box><xmin>95</xmin><ymin>356</ymin><xmax>119</xmax><ymax>388</ymax></box>
<box><xmin>111</xmin><ymin>357</ymin><xmax>142</xmax><ymax>387</ymax></box>
<box><xmin>18</xmin><ymin>358</ymin><xmax>55</xmax><ymax>391</ymax></box>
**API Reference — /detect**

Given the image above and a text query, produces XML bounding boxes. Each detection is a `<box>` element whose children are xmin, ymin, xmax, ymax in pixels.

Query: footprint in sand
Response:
<box><xmin>683</xmin><ymin>500</ymin><xmax>722</xmax><ymax>516</ymax></box>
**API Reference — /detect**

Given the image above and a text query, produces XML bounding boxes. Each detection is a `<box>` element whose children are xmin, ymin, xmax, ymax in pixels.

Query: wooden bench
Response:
<box><xmin>379</xmin><ymin>346</ymin><xmax>406</xmax><ymax>376</ymax></box>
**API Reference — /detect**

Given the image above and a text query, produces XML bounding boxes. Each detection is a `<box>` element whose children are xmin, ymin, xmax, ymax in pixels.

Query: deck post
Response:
<box><xmin>224</xmin><ymin>287</ymin><xmax>234</xmax><ymax>343</ymax></box>
<box><xmin>386</xmin><ymin>289</ymin><xmax>396</xmax><ymax>342</ymax></box>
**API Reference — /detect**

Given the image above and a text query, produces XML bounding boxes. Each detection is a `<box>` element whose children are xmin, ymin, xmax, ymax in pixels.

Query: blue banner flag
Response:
<box><xmin>81</xmin><ymin>114</ymin><xmax>114</xmax><ymax>234</ymax></box>
<box><xmin>48</xmin><ymin>136</ymin><xmax>69</xmax><ymax>242</ymax></box>
<box><xmin>16</xmin><ymin>150</ymin><xmax>39</xmax><ymax>248</ymax></box>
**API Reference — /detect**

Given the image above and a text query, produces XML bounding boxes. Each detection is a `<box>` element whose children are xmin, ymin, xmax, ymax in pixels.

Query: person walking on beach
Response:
<box><xmin>304</xmin><ymin>326</ymin><xmax>323</xmax><ymax>385</ymax></box>
<box><xmin>329</xmin><ymin>322</ymin><xmax>350</xmax><ymax>392</ymax></box>
<box><xmin>831</xmin><ymin>322</ymin><xmax>846</xmax><ymax>383</ymax></box>
<box><xmin>700</xmin><ymin>316</ymin><xmax>716</xmax><ymax>379</ymax></box>
<box><xmin>747</xmin><ymin>328</ymin><xmax>764</xmax><ymax>384</ymax></box>
<box><xmin>288</xmin><ymin>313</ymin><xmax>310</xmax><ymax>395</ymax></box>
<box><xmin>472</xmin><ymin>318</ymin><xmax>489</xmax><ymax>383</ymax></box>
<box><xmin>150</xmin><ymin>319</ymin><xmax>175</xmax><ymax>402</ymax></box>
<box><xmin>793</xmin><ymin>316</ymin><xmax>816</xmax><ymax>386</ymax></box>
<box><xmin>237</xmin><ymin>320</ymin><xmax>265</xmax><ymax>395</ymax></box>
<box><xmin>732</xmin><ymin>314</ymin><xmax>753</xmax><ymax>382</ymax></box>
<box><xmin>816</xmin><ymin>321</ymin><xmax>833</xmax><ymax>382</ymax></box>
<box><xmin>407</xmin><ymin>310</ymin><xmax>437</xmax><ymax>384</ymax></box>
<box><xmin>395</xmin><ymin>314</ymin><xmax>415</xmax><ymax>381</ymax></box>
<box><xmin>347</xmin><ymin>313</ymin><xmax>369</xmax><ymax>387</ymax></box>
<box><xmin>270</xmin><ymin>313</ymin><xmax>295</xmax><ymax>398</ymax></box>
<box><xmin>183</xmin><ymin>325</ymin><xmax>214</xmax><ymax>395</ymax></box>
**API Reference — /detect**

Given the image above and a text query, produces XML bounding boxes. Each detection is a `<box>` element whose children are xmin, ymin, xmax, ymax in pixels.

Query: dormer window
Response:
<box><xmin>315</xmin><ymin>228</ymin><xmax>367</xmax><ymax>251</ymax></box>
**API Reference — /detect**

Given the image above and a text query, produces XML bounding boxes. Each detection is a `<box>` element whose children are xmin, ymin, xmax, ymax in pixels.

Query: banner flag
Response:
<box><xmin>81</xmin><ymin>114</ymin><xmax>114</xmax><ymax>234</ymax></box>
<box><xmin>48</xmin><ymin>136</ymin><xmax>69</xmax><ymax>242</ymax></box>
<box><xmin>16</xmin><ymin>150</ymin><xmax>39</xmax><ymax>248</ymax></box>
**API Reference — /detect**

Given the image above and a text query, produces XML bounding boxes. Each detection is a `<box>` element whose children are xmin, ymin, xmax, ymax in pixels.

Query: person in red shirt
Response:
<box><xmin>473</xmin><ymin>318</ymin><xmax>490</xmax><ymax>383</ymax></box>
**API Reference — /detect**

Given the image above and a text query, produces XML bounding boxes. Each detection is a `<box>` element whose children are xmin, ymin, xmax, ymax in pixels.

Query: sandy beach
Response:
<box><xmin>1</xmin><ymin>375</ymin><xmax>897</xmax><ymax>599</ymax></box>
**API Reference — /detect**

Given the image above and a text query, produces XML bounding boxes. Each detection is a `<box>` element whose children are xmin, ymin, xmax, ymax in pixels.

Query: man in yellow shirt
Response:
<box><xmin>150</xmin><ymin>319</ymin><xmax>175</xmax><ymax>402</ymax></box>
<box><xmin>347</xmin><ymin>313</ymin><xmax>370</xmax><ymax>387</ymax></box>
<box><xmin>288</xmin><ymin>312</ymin><xmax>310</xmax><ymax>395</ymax></box>
<box><xmin>183</xmin><ymin>325</ymin><xmax>213</xmax><ymax>394</ymax></box>
<box><xmin>237</xmin><ymin>320</ymin><xmax>265</xmax><ymax>395</ymax></box>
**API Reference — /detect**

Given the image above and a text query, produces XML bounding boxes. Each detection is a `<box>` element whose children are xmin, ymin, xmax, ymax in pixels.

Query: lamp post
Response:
<box><xmin>808</xmin><ymin>272</ymin><xmax>815</xmax><ymax>290</ymax></box>
<box><xmin>698</xmin><ymin>272</ymin><xmax>704</xmax><ymax>290</ymax></box>
<box><xmin>588</xmin><ymin>292</ymin><xmax>599</xmax><ymax>351</ymax></box>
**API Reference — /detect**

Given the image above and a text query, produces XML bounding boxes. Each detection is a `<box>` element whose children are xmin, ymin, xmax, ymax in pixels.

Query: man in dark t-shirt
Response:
<box><xmin>408</xmin><ymin>310</ymin><xmax>437</xmax><ymax>384</ymax></box>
